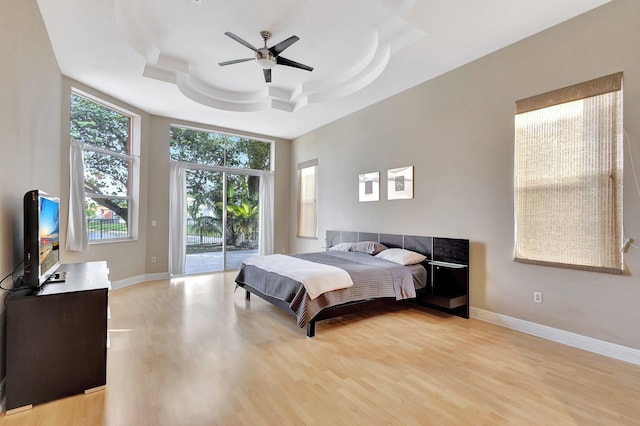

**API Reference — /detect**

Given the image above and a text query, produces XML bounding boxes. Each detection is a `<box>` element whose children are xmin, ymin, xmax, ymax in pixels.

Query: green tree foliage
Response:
<box><xmin>219</xmin><ymin>179</ymin><xmax>260</xmax><ymax>247</ymax></box>
<box><xmin>70</xmin><ymin>95</ymin><xmax>129</xmax><ymax>153</ymax></box>
<box><xmin>184</xmin><ymin>169</ymin><xmax>222</xmax><ymax>222</ymax></box>
<box><xmin>70</xmin><ymin>94</ymin><xmax>130</xmax><ymax>223</ymax></box>
<box><xmin>227</xmin><ymin>200</ymin><xmax>259</xmax><ymax>247</ymax></box>
<box><xmin>169</xmin><ymin>127</ymin><xmax>226</xmax><ymax>166</ymax></box>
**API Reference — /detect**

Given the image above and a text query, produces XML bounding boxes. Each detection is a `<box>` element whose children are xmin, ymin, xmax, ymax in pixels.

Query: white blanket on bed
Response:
<box><xmin>242</xmin><ymin>254</ymin><xmax>353</xmax><ymax>300</ymax></box>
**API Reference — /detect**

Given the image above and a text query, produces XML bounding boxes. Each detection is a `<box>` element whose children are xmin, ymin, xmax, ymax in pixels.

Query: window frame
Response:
<box><xmin>297</xmin><ymin>159</ymin><xmax>318</xmax><ymax>239</ymax></box>
<box><xmin>70</xmin><ymin>90</ymin><xmax>140</xmax><ymax>243</ymax></box>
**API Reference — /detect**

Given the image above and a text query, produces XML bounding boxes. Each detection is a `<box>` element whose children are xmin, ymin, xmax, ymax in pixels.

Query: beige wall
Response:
<box><xmin>0</xmin><ymin>0</ymin><xmax>61</xmax><ymax>376</ymax></box>
<box><xmin>290</xmin><ymin>0</ymin><xmax>640</xmax><ymax>349</ymax></box>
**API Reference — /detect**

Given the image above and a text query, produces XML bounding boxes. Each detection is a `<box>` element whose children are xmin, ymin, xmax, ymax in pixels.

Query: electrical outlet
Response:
<box><xmin>533</xmin><ymin>291</ymin><xmax>543</xmax><ymax>304</ymax></box>
<box><xmin>151</xmin><ymin>256</ymin><xmax>157</xmax><ymax>263</ymax></box>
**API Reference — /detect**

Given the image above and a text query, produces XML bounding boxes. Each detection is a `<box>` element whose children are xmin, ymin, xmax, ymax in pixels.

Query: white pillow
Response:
<box><xmin>375</xmin><ymin>248</ymin><xmax>426</xmax><ymax>265</ymax></box>
<box><xmin>328</xmin><ymin>242</ymin><xmax>353</xmax><ymax>252</ymax></box>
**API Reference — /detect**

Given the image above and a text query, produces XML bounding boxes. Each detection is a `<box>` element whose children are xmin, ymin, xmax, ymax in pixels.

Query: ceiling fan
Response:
<box><xmin>219</xmin><ymin>31</ymin><xmax>314</xmax><ymax>83</ymax></box>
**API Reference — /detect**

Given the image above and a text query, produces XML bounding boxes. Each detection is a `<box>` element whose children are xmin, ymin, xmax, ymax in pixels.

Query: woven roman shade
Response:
<box><xmin>514</xmin><ymin>72</ymin><xmax>623</xmax><ymax>273</ymax></box>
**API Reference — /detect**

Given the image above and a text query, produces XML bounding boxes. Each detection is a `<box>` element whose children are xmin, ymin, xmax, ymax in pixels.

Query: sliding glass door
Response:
<box><xmin>225</xmin><ymin>172</ymin><xmax>259</xmax><ymax>269</ymax></box>
<box><xmin>184</xmin><ymin>169</ymin><xmax>224</xmax><ymax>273</ymax></box>
<box><xmin>184</xmin><ymin>171</ymin><xmax>258</xmax><ymax>274</ymax></box>
<box><xmin>170</xmin><ymin>125</ymin><xmax>271</xmax><ymax>274</ymax></box>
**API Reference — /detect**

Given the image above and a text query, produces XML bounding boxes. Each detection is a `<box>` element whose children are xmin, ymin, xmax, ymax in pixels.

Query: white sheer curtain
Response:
<box><xmin>258</xmin><ymin>170</ymin><xmax>274</xmax><ymax>255</ymax></box>
<box><xmin>67</xmin><ymin>139</ymin><xmax>88</xmax><ymax>251</ymax></box>
<box><xmin>169</xmin><ymin>161</ymin><xmax>187</xmax><ymax>274</ymax></box>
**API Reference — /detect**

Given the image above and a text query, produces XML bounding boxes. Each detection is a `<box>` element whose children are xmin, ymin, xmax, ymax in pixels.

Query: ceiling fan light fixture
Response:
<box><xmin>256</xmin><ymin>49</ymin><xmax>276</xmax><ymax>69</ymax></box>
<box><xmin>256</xmin><ymin>59</ymin><xmax>275</xmax><ymax>69</ymax></box>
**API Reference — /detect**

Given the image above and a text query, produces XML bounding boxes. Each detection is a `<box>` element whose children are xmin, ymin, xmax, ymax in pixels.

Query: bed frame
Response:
<box><xmin>239</xmin><ymin>230</ymin><xmax>469</xmax><ymax>337</ymax></box>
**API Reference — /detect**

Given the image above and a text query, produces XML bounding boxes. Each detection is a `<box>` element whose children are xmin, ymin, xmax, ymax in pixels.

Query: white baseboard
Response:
<box><xmin>111</xmin><ymin>272</ymin><xmax>170</xmax><ymax>290</ymax></box>
<box><xmin>470</xmin><ymin>307</ymin><xmax>640</xmax><ymax>366</ymax></box>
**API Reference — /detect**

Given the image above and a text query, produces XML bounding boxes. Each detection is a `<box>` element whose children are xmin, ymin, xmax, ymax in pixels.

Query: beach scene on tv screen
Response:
<box><xmin>39</xmin><ymin>197</ymin><xmax>59</xmax><ymax>273</ymax></box>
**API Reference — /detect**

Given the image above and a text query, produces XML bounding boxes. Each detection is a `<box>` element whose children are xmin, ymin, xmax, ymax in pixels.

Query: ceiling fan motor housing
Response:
<box><xmin>256</xmin><ymin>48</ymin><xmax>276</xmax><ymax>69</ymax></box>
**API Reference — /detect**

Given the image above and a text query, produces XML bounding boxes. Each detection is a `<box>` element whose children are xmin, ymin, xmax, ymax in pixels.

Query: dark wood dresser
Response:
<box><xmin>5</xmin><ymin>261</ymin><xmax>110</xmax><ymax>414</ymax></box>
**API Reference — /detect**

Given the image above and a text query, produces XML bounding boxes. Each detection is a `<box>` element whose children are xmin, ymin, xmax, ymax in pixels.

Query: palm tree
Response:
<box><xmin>226</xmin><ymin>201</ymin><xmax>259</xmax><ymax>247</ymax></box>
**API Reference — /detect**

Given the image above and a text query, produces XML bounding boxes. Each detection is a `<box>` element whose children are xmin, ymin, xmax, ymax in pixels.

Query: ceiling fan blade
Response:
<box><xmin>224</xmin><ymin>32</ymin><xmax>257</xmax><ymax>51</ymax></box>
<box><xmin>269</xmin><ymin>35</ymin><xmax>300</xmax><ymax>56</ymax></box>
<box><xmin>276</xmin><ymin>56</ymin><xmax>314</xmax><ymax>72</ymax></box>
<box><xmin>263</xmin><ymin>69</ymin><xmax>272</xmax><ymax>83</ymax></box>
<box><xmin>218</xmin><ymin>58</ymin><xmax>254</xmax><ymax>66</ymax></box>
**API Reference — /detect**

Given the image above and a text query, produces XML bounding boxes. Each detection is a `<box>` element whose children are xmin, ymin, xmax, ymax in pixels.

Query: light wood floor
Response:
<box><xmin>2</xmin><ymin>272</ymin><xmax>640</xmax><ymax>425</ymax></box>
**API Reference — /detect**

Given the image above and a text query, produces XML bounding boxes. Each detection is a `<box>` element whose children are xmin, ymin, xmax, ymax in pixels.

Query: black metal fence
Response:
<box><xmin>187</xmin><ymin>218</ymin><xmax>223</xmax><ymax>246</ymax></box>
<box><xmin>186</xmin><ymin>217</ymin><xmax>258</xmax><ymax>249</ymax></box>
<box><xmin>87</xmin><ymin>218</ymin><xmax>127</xmax><ymax>240</ymax></box>
<box><xmin>86</xmin><ymin>217</ymin><xmax>257</xmax><ymax>248</ymax></box>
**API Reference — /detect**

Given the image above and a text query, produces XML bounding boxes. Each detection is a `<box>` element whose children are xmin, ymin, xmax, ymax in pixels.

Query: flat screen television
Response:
<box><xmin>23</xmin><ymin>189</ymin><xmax>61</xmax><ymax>287</ymax></box>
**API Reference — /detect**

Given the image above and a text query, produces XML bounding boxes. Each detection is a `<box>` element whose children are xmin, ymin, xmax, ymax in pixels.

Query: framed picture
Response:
<box><xmin>387</xmin><ymin>166</ymin><xmax>413</xmax><ymax>200</ymax></box>
<box><xmin>358</xmin><ymin>171</ymin><xmax>379</xmax><ymax>202</ymax></box>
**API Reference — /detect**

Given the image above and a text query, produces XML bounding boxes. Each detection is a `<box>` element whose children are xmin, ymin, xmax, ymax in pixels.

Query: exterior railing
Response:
<box><xmin>186</xmin><ymin>217</ymin><xmax>258</xmax><ymax>248</ymax></box>
<box><xmin>86</xmin><ymin>217</ymin><xmax>257</xmax><ymax>247</ymax></box>
<box><xmin>87</xmin><ymin>218</ymin><xmax>127</xmax><ymax>240</ymax></box>
<box><xmin>187</xmin><ymin>217</ymin><xmax>223</xmax><ymax>246</ymax></box>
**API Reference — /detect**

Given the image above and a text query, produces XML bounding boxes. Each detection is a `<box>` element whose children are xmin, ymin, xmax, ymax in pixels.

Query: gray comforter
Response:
<box><xmin>234</xmin><ymin>251</ymin><xmax>418</xmax><ymax>327</ymax></box>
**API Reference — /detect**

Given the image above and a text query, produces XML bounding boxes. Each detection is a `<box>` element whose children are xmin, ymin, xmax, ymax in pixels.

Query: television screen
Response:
<box><xmin>39</xmin><ymin>195</ymin><xmax>60</xmax><ymax>281</ymax></box>
<box><xmin>24</xmin><ymin>190</ymin><xmax>60</xmax><ymax>287</ymax></box>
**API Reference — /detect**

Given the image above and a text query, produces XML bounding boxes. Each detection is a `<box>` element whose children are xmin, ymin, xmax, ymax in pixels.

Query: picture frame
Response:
<box><xmin>387</xmin><ymin>166</ymin><xmax>413</xmax><ymax>200</ymax></box>
<box><xmin>358</xmin><ymin>171</ymin><xmax>379</xmax><ymax>202</ymax></box>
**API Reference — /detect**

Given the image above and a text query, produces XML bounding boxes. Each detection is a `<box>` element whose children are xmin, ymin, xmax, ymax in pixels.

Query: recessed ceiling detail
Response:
<box><xmin>37</xmin><ymin>0</ymin><xmax>611</xmax><ymax>138</ymax></box>
<box><xmin>113</xmin><ymin>0</ymin><xmax>424</xmax><ymax>113</ymax></box>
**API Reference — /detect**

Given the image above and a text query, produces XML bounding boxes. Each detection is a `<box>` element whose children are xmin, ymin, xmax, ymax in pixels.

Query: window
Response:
<box><xmin>514</xmin><ymin>72</ymin><xmax>623</xmax><ymax>273</ymax></box>
<box><xmin>170</xmin><ymin>126</ymin><xmax>271</xmax><ymax>170</ymax></box>
<box><xmin>169</xmin><ymin>126</ymin><xmax>273</xmax><ymax>273</ymax></box>
<box><xmin>70</xmin><ymin>92</ymin><xmax>137</xmax><ymax>241</ymax></box>
<box><xmin>297</xmin><ymin>159</ymin><xmax>318</xmax><ymax>239</ymax></box>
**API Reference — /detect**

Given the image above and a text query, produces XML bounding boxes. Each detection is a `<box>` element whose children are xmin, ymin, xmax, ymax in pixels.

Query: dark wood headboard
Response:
<box><xmin>326</xmin><ymin>230</ymin><xmax>468</xmax><ymax>265</ymax></box>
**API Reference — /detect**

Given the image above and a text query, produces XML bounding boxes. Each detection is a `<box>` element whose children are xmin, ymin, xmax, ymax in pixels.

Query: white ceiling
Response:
<box><xmin>37</xmin><ymin>0</ymin><xmax>609</xmax><ymax>140</ymax></box>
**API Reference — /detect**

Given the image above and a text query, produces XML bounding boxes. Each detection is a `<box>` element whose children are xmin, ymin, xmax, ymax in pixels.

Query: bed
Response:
<box><xmin>234</xmin><ymin>230</ymin><xmax>469</xmax><ymax>337</ymax></box>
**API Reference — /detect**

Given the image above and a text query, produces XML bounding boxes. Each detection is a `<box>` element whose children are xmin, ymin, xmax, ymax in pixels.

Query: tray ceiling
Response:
<box><xmin>37</xmin><ymin>0</ymin><xmax>609</xmax><ymax>139</ymax></box>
